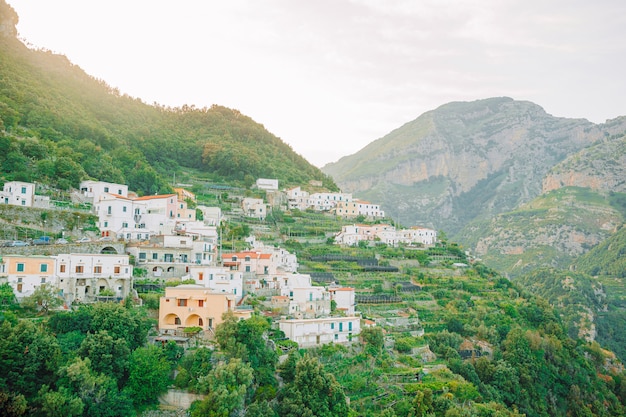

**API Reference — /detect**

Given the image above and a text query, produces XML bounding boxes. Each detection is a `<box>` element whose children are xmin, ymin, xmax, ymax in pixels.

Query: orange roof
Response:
<box><xmin>106</xmin><ymin>193</ymin><xmax>132</xmax><ymax>201</ymax></box>
<box><xmin>134</xmin><ymin>194</ymin><xmax>177</xmax><ymax>201</ymax></box>
<box><xmin>329</xmin><ymin>287</ymin><xmax>354</xmax><ymax>292</ymax></box>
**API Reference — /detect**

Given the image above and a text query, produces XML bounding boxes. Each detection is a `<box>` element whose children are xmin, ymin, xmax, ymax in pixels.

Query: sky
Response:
<box><xmin>6</xmin><ymin>0</ymin><xmax>626</xmax><ymax>167</ymax></box>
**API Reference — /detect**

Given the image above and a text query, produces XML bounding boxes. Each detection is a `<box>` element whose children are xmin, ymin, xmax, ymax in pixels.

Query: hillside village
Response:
<box><xmin>0</xmin><ymin>177</ymin><xmax>438</xmax><ymax>350</ymax></box>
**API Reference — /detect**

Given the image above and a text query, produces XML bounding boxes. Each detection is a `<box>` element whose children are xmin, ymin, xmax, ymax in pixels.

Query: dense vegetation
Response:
<box><xmin>3</xmin><ymin>235</ymin><xmax>626</xmax><ymax>416</ymax></box>
<box><xmin>0</xmin><ymin>1</ymin><xmax>336</xmax><ymax>194</ymax></box>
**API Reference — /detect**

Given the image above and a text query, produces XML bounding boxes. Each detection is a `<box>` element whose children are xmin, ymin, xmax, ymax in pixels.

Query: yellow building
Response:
<box><xmin>158</xmin><ymin>285</ymin><xmax>250</xmax><ymax>332</ymax></box>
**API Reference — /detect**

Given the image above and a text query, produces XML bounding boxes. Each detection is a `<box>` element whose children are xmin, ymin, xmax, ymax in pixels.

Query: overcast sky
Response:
<box><xmin>7</xmin><ymin>0</ymin><xmax>626</xmax><ymax>167</ymax></box>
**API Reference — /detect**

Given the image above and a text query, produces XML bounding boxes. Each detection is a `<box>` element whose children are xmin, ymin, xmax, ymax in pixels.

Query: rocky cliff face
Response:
<box><xmin>543</xmin><ymin>128</ymin><xmax>626</xmax><ymax>194</ymax></box>
<box><xmin>323</xmin><ymin>97</ymin><xmax>625</xmax><ymax>235</ymax></box>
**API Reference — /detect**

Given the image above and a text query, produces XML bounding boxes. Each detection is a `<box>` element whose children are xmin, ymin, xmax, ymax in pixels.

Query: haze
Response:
<box><xmin>7</xmin><ymin>0</ymin><xmax>626</xmax><ymax>167</ymax></box>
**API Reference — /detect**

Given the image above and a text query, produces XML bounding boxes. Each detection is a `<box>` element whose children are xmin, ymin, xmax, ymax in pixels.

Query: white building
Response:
<box><xmin>278</xmin><ymin>316</ymin><xmax>361</xmax><ymax>348</ymax></box>
<box><xmin>333</xmin><ymin>199</ymin><xmax>385</xmax><ymax>219</ymax></box>
<box><xmin>335</xmin><ymin>224</ymin><xmax>436</xmax><ymax>247</ymax></box>
<box><xmin>397</xmin><ymin>227</ymin><xmax>438</xmax><ymax>246</ymax></box>
<box><xmin>285</xmin><ymin>187</ymin><xmax>310</xmax><ymax>211</ymax></box>
<box><xmin>54</xmin><ymin>253</ymin><xmax>133</xmax><ymax>305</ymax></box>
<box><xmin>241</xmin><ymin>197</ymin><xmax>268</xmax><ymax>220</ymax></box>
<box><xmin>94</xmin><ymin>193</ymin><xmax>180</xmax><ymax>240</ymax></box>
<box><xmin>328</xmin><ymin>287</ymin><xmax>356</xmax><ymax>315</ymax></box>
<box><xmin>196</xmin><ymin>206</ymin><xmax>222</xmax><ymax>226</ymax></box>
<box><xmin>128</xmin><ymin>231</ymin><xmax>219</xmax><ymax>280</ymax></box>
<box><xmin>1</xmin><ymin>181</ymin><xmax>35</xmax><ymax>207</ymax></box>
<box><xmin>79</xmin><ymin>180</ymin><xmax>128</xmax><ymax>203</ymax></box>
<box><xmin>256</xmin><ymin>178</ymin><xmax>279</xmax><ymax>191</ymax></box>
<box><xmin>308</xmin><ymin>192</ymin><xmax>352</xmax><ymax>211</ymax></box>
<box><xmin>186</xmin><ymin>264</ymin><xmax>243</xmax><ymax>301</ymax></box>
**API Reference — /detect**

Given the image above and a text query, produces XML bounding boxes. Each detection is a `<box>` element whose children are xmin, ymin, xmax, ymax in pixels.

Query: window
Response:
<box><xmin>339</xmin><ymin>323</ymin><xmax>343</xmax><ymax>332</ymax></box>
<box><xmin>17</xmin><ymin>263</ymin><xmax>24</xmax><ymax>272</ymax></box>
<box><xmin>41</xmin><ymin>277</ymin><xmax>46</xmax><ymax>283</ymax></box>
<box><xmin>164</xmin><ymin>254</ymin><xmax>173</xmax><ymax>262</ymax></box>
<box><xmin>107</xmin><ymin>206</ymin><xmax>112</xmax><ymax>214</ymax></box>
<box><xmin>122</xmin><ymin>222</ymin><xmax>128</xmax><ymax>228</ymax></box>
<box><xmin>94</xmin><ymin>266</ymin><xmax>102</xmax><ymax>274</ymax></box>
<box><xmin>177</xmin><ymin>299</ymin><xmax>187</xmax><ymax>307</ymax></box>
<box><xmin>122</xmin><ymin>206</ymin><xmax>127</xmax><ymax>212</ymax></box>
<box><xmin>76</xmin><ymin>265</ymin><xmax>84</xmax><ymax>273</ymax></box>
<box><xmin>245</xmin><ymin>266</ymin><xmax>251</xmax><ymax>272</ymax></box>
<box><xmin>174</xmin><ymin>317</ymin><xmax>181</xmax><ymax>325</ymax></box>
<box><xmin>331</xmin><ymin>323</ymin><xmax>335</xmax><ymax>330</ymax></box>
<box><xmin>198</xmin><ymin>273</ymin><xmax>203</xmax><ymax>281</ymax></box>
<box><xmin>152</xmin><ymin>253</ymin><xmax>158</xmax><ymax>260</ymax></box>
<box><xmin>139</xmin><ymin>253</ymin><xmax>146</xmax><ymax>260</ymax></box>
<box><xmin>104</xmin><ymin>221</ymin><xmax>108</xmax><ymax>227</ymax></box>
<box><xmin>198</xmin><ymin>300</ymin><xmax>204</xmax><ymax>307</ymax></box>
<box><xmin>349</xmin><ymin>322</ymin><xmax>353</xmax><ymax>331</ymax></box>
<box><xmin>60</xmin><ymin>264</ymin><xmax>66</xmax><ymax>273</ymax></box>
<box><xmin>114</xmin><ymin>266</ymin><xmax>120</xmax><ymax>274</ymax></box>
<box><xmin>21</xmin><ymin>186</ymin><xmax>27</xmax><ymax>193</ymax></box>
<box><xmin>104</xmin><ymin>187</ymin><xmax>109</xmax><ymax>192</ymax></box>
<box><xmin>334</xmin><ymin>334</ymin><xmax>338</xmax><ymax>340</ymax></box>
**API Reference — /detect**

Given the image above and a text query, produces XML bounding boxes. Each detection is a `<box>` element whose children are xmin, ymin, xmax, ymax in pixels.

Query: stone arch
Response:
<box><xmin>163</xmin><ymin>313</ymin><xmax>182</xmax><ymax>326</ymax></box>
<box><xmin>100</xmin><ymin>246</ymin><xmax>118</xmax><ymax>254</ymax></box>
<box><xmin>185</xmin><ymin>314</ymin><xmax>203</xmax><ymax>327</ymax></box>
<box><xmin>96</xmin><ymin>278</ymin><xmax>110</xmax><ymax>294</ymax></box>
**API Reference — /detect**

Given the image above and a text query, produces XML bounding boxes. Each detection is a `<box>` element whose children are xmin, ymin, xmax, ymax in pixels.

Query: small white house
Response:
<box><xmin>278</xmin><ymin>316</ymin><xmax>361</xmax><ymax>348</ymax></box>
<box><xmin>328</xmin><ymin>287</ymin><xmax>356</xmax><ymax>315</ymax></box>
<box><xmin>1</xmin><ymin>181</ymin><xmax>35</xmax><ymax>207</ymax></box>
<box><xmin>241</xmin><ymin>198</ymin><xmax>268</xmax><ymax>220</ymax></box>
<box><xmin>186</xmin><ymin>264</ymin><xmax>243</xmax><ymax>301</ymax></box>
<box><xmin>256</xmin><ymin>178</ymin><xmax>279</xmax><ymax>191</ymax></box>
<box><xmin>79</xmin><ymin>180</ymin><xmax>129</xmax><ymax>203</ymax></box>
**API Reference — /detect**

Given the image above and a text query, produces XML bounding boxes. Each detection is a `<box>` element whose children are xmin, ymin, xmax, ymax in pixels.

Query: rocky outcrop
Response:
<box><xmin>324</xmin><ymin>98</ymin><xmax>626</xmax><ymax>235</ymax></box>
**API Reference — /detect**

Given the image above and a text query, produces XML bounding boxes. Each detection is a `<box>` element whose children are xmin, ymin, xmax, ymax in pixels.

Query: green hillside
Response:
<box><xmin>456</xmin><ymin>187</ymin><xmax>624</xmax><ymax>278</ymax></box>
<box><xmin>0</xmin><ymin>2</ymin><xmax>335</xmax><ymax>194</ymax></box>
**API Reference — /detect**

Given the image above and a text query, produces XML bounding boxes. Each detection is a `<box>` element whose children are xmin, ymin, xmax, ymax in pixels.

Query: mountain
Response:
<box><xmin>323</xmin><ymin>97</ymin><xmax>626</xmax><ymax>234</ymax></box>
<box><xmin>0</xmin><ymin>1</ymin><xmax>336</xmax><ymax>194</ymax></box>
<box><xmin>456</xmin><ymin>130</ymin><xmax>626</xmax><ymax>276</ymax></box>
<box><xmin>514</xmin><ymin>227</ymin><xmax>626</xmax><ymax>362</ymax></box>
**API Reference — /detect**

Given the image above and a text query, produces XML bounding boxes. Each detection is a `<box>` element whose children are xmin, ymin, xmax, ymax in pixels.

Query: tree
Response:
<box><xmin>21</xmin><ymin>284</ymin><xmax>63</xmax><ymax>314</ymax></box>
<box><xmin>57</xmin><ymin>357</ymin><xmax>134</xmax><ymax>417</ymax></box>
<box><xmin>192</xmin><ymin>358</ymin><xmax>254</xmax><ymax>417</ymax></box>
<box><xmin>88</xmin><ymin>302</ymin><xmax>151</xmax><ymax>350</ymax></box>
<box><xmin>124</xmin><ymin>345</ymin><xmax>171</xmax><ymax>406</ymax></box>
<box><xmin>215</xmin><ymin>313</ymin><xmax>278</xmax><ymax>387</ymax></box>
<box><xmin>0</xmin><ymin>282</ymin><xmax>17</xmax><ymax>307</ymax></box>
<box><xmin>360</xmin><ymin>326</ymin><xmax>384</xmax><ymax>356</ymax></box>
<box><xmin>0</xmin><ymin>390</ymin><xmax>27</xmax><ymax>417</ymax></box>
<box><xmin>38</xmin><ymin>386</ymin><xmax>84</xmax><ymax>417</ymax></box>
<box><xmin>0</xmin><ymin>320</ymin><xmax>61</xmax><ymax>398</ymax></box>
<box><xmin>245</xmin><ymin>400</ymin><xmax>277</xmax><ymax>417</ymax></box>
<box><xmin>276</xmin><ymin>354</ymin><xmax>349</xmax><ymax>417</ymax></box>
<box><xmin>77</xmin><ymin>330</ymin><xmax>130</xmax><ymax>383</ymax></box>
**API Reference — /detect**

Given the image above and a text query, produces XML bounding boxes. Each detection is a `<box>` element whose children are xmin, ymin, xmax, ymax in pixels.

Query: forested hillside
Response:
<box><xmin>0</xmin><ymin>1</ymin><xmax>335</xmax><ymax>194</ymax></box>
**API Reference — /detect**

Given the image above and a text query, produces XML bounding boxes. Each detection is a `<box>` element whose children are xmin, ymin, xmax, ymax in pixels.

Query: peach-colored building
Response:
<box><xmin>159</xmin><ymin>285</ymin><xmax>250</xmax><ymax>332</ymax></box>
<box><xmin>0</xmin><ymin>255</ymin><xmax>56</xmax><ymax>299</ymax></box>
